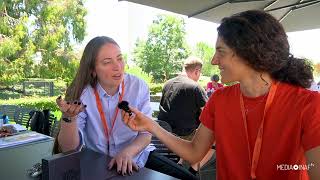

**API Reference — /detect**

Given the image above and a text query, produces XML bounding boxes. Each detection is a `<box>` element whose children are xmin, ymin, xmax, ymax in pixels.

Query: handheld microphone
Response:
<box><xmin>118</xmin><ymin>101</ymin><xmax>133</xmax><ymax>116</ymax></box>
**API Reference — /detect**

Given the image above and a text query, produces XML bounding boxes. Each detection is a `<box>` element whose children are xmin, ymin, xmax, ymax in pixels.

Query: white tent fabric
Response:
<box><xmin>121</xmin><ymin>0</ymin><xmax>320</xmax><ymax>32</ymax></box>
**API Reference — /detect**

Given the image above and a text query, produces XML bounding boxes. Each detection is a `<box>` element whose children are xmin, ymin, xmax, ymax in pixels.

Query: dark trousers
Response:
<box><xmin>145</xmin><ymin>151</ymin><xmax>198</xmax><ymax>180</ymax></box>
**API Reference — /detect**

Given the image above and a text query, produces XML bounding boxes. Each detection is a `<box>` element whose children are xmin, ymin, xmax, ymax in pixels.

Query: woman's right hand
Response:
<box><xmin>122</xmin><ymin>107</ymin><xmax>155</xmax><ymax>133</ymax></box>
<box><xmin>56</xmin><ymin>96</ymin><xmax>86</xmax><ymax>120</ymax></box>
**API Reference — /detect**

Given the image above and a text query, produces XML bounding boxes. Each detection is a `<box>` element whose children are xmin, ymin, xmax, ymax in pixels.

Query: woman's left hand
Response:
<box><xmin>108</xmin><ymin>150</ymin><xmax>139</xmax><ymax>176</ymax></box>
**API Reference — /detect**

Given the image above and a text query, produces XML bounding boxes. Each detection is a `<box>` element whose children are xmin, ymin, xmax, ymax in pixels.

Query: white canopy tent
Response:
<box><xmin>120</xmin><ymin>0</ymin><xmax>320</xmax><ymax>32</ymax></box>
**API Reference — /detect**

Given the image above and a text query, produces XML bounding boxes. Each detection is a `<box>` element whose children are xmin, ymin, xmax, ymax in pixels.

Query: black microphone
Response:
<box><xmin>118</xmin><ymin>101</ymin><xmax>132</xmax><ymax>116</ymax></box>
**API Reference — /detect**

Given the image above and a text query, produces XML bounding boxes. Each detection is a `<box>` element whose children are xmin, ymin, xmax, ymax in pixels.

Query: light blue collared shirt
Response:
<box><xmin>77</xmin><ymin>73</ymin><xmax>155</xmax><ymax>167</ymax></box>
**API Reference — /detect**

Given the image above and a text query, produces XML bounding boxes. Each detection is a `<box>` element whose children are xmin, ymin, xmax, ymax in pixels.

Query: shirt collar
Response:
<box><xmin>96</xmin><ymin>81</ymin><xmax>123</xmax><ymax>98</ymax></box>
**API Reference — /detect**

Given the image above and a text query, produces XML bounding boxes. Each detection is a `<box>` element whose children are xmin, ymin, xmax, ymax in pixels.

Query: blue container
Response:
<box><xmin>0</xmin><ymin>112</ymin><xmax>3</xmax><ymax>127</ymax></box>
<box><xmin>3</xmin><ymin>115</ymin><xmax>9</xmax><ymax>124</ymax></box>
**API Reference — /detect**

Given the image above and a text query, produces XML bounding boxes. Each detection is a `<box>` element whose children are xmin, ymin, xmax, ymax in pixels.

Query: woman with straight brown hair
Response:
<box><xmin>56</xmin><ymin>36</ymin><xmax>197</xmax><ymax>179</ymax></box>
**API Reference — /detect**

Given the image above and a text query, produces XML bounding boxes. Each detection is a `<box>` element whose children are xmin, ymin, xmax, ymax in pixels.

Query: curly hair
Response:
<box><xmin>217</xmin><ymin>10</ymin><xmax>313</xmax><ymax>88</ymax></box>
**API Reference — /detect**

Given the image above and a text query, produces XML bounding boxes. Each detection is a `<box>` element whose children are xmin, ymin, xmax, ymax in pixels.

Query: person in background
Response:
<box><xmin>122</xmin><ymin>10</ymin><xmax>320</xmax><ymax>180</ymax></box>
<box><xmin>309</xmin><ymin>80</ymin><xmax>320</xmax><ymax>91</ymax></box>
<box><xmin>55</xmin><ymin>36</ymin><xmax>197</xmax><ymax>179</ymax></box>
<box><xmin>206</xmin><ymin>74</ymin><xmax>224</xmax><ymax>96</ymax></box>
<box><xmin>157</xmin><ymin>56</ymin><xmax>210</xmax><ymax>175</ymax></box>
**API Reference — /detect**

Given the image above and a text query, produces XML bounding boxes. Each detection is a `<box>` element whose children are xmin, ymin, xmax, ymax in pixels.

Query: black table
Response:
<box><xmin>42</xmin><ymin>148</ymin><xmax>179</xmax><ymax>180</ymax></box>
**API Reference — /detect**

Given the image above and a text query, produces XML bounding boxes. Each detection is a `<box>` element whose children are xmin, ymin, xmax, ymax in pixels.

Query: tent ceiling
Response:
<box><xmin>121</xmin><ymin>0</ymin><xmax>320</xmax><ymax>32</ymax></box>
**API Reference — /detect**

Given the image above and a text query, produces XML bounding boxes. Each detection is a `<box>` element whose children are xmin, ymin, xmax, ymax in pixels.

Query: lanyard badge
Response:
<box><xmin>240</xmin><ymin>82</ymin><xmax>278</xmax><ymax>179</ymax></box>
<box><xmin>94</xmin><ymin>81</ymin><xmax>125</xmax><ymax>151</ymax></box>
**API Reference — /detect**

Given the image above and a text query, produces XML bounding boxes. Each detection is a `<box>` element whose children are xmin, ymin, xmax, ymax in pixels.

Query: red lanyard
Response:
<box><xmin>93</xmin><ymin>81</ymin><xmax>124</xmax><ymax>144</ymax></box>
<box><xmin>240</xmin><ymin>82</ymin><xmax>278</xmax><ymax>179</ymax></box>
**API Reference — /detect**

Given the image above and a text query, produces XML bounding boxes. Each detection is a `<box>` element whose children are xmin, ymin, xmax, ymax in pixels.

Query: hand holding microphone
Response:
<box><xmin>118</xmin><ymin>101</ymin><xmax>133</xmax><ymax>116</ymax></box>
<box><xmin>120</xmin><ymin>102</ymin><xmax>155</xmax><ymax>132</ymax></box>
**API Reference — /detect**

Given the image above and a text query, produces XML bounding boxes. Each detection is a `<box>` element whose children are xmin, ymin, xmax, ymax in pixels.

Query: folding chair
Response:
<box><xmin>15</xmin><ymin>107</ymin><xmax>34</xmax><ymax>127</ymax></box>
<box><xmin>152</xmin><ymin>119</ymin><xmax>179</xmax><ymax>162</ymax></box>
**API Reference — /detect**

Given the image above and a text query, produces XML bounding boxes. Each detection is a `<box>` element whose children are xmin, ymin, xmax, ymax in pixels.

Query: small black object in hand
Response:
<box><xmin>118</xmin><ymin>101</ymin><xmax>132</xmax><ymax>116</ymax></box>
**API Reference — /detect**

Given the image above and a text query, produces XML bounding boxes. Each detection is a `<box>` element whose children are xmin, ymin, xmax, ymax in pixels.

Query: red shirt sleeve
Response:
<box><xmin>200</xmin><ymin>92</ymin><xmax>216</xmax><ymax>132</ymax></box>
<box><xmin>301</xmin><ymin>92</ymin><xmax>320</xmax><ymax>151</ymax></box>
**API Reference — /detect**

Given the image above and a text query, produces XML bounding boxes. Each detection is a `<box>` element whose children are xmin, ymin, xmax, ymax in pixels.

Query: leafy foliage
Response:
<box><xmin>193</xmin><ymin>42</ymin><xmax>219</xmax><ymax>77</ymax></box>
<box><xmin>0</xmin><ymin>96</ymin><xmax>59</xmax><ymax>111</ymax></box>
<box><xmin>125</xmin><ymin>65</ymin><xmax>162</xmax><ymax>94</ymax></box>
<box><xmin>125</xmin><ymin>65</ymin><xmax>153</xmax><ymax>84</ymax></box>
<box><xmin>314</xmin><ymin>63</ymin><xmax>320</xmax><ymax>78</ymax></box>
<box><xmin>149</xmin><ymin>83</ymin><xmax>163</xmax><ymax>95</ymax></box>
<box><xmin>0</xmin><ymin>0</ymin><xmax>86</xmax><ymax>86</ymax></box>
<box><xmin>133</xmin><ymin>14</ymin><xmax>190</xmax><ymax>82</ymax></box>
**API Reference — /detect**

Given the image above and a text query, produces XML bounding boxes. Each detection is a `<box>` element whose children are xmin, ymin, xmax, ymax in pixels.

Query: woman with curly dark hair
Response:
<box><xmin>121</xmin><ymin>10</ymin><xmax>320</xmax><ymax>180</ymax></box>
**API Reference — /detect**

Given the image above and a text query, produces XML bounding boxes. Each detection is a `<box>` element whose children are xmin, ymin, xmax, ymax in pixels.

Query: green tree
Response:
<box><xmin>0</xmin><ymin>0</ymin><xmax>86</xmax><ymax>86</ymax></box>
<box><xmin>125</xmin><ymin>65</ymin><xmax>153</xmax><ymax>84</ymax></box>
<box><xmin>314</xmin><ymin>63</ymin><xmax>320</xmax><ymax>78</ymax></box>
<box><xmin>133</xmin><ymin>14</ymin><xmax>190</xmax><ymax>82</ymax></box>
<box><xmin>193</xmin><ymin>42</ymin><xmax>219</xmax><ymax>77</ymax></box>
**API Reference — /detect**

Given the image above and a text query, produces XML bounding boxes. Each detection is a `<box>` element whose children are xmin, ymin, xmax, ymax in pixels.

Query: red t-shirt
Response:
<box><xmin>200</xmin><ymin>82</ymin><xmax>320</xmax><ymax>180</ymax></box>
